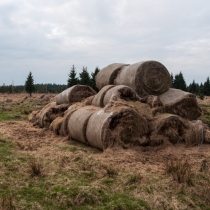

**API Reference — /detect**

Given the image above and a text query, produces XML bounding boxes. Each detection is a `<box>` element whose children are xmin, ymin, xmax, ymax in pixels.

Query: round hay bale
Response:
<box><xmin>49</xmin><ymin>117</ymin><xmax>64</xmax><ymax>135</ymax></box>
<box><xmin>114</xmin><ymin>61</ymin><xmax>171</xmax><ymax>96</ymax></box>
<box><xmin>103</xmin><ymin>85</ymin><xmax>139</xmax><ymax>107</ymax></box>
<box><xmin>56</xmin><ymin>85</ymin><xmax>96</xmax><ymax>105</ymax></box>
<box><xmin>59</xmin><ymin>103</ymin><xmax>84</xmax><ymax>136</ymax></box>
<box><xmin>68</xmin><ymin>106</ymin><xmax>100</xmax><ymax>144</ymax></box>
<box><xmin>95</xmin><ymin>63</ymin><xmax>129</xmax><ymax>90</ymax></box>
<box><xmin>159</xmin><ymin>88</ymin><xmax>202</xmax><ymax>120</ymax></box>
<box><xmin>86</xmin><ymin>107</ymin><xmax>149</xmax><ymax>150</ymax></box>
<box><xmin>92</xmin><ymin>85</ymin><xmax>115</xmax><ymax>107</ymax></box>
<box><xmin>150</xmin><ymin>114</ymin><xmax>191</xmax><ymax>145</ymax></box>
<box><xmin>37</xmin><ymin>102</ymin><xmax>56</xmax><ymax>128</ymax></box>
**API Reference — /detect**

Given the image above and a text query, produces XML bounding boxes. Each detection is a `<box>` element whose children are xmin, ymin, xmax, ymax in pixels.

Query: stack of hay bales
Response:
<box><xmin>30</xmin><ymin>61</ymin><xmax>210</xmax><ymax>150</ymax></box>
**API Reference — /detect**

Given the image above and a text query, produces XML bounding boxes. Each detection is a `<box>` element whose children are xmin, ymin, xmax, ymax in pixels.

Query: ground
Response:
<box><xmin>0</xmin><ymin>93</ymin><xmax>210</xmax><ymax>210</ymax></box>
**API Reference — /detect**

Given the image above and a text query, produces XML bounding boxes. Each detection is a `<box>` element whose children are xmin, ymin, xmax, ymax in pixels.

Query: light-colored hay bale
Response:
<box><xmin>113</xmin><ymin>61</ymin><xmax>171</xmax><ymax>96</ymax></box>
<box><xmin>86</xmin><ymin>106</ymin><xmax>149</xmax><ymax>150</ymax></box>
<box><xmin>150</xmin><ymin>114</ymin><xmax>191</xmax><ymax>145</ymax></box>
<box><xmin>49</xmin><ymin>117</ymin><xmax>64</xmax><ymax>135</ymax></box>
<box><xmin>92</xmin><ymin>85</ymin><xmax>115</xmax><ymax>107</ymax></box>
<box><xmin>103</xmin><ymin>85</ymin><xmax>140</xmax><ymax>107</ymax></box>
<box><xmin>28</xmin><ymin>110</ymin><xmax>40</xmax><ymax>123</ymax></box>
<box><xmin>68</xmin><ymin>106</ymin><xmax>100</xmax><ymax>143</ymax></box>
<box><xmin>95</xmin><ymin>63</ymin><xmax>129</xmax><ymax>90</ymax></box>
<box><xmin>56</xmin><ymin>85</ymin><xmax>96</xmax><ymax>105</ymax></box>
<box><xmin>59</xmin><ymin>103</ymin><xmax>85</xmax><ymax>136</ymax></box>
<box><xmin>159</xmin><ymin>88</ymin><xmax>202</xmax><ymax>120</ymax></box>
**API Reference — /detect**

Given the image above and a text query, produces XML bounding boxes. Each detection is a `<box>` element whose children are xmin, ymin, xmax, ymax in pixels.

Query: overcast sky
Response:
<box><xmin>0</xmin><ymin>0</ymin><xmax>210</xmax><ymax>86</ymax></box>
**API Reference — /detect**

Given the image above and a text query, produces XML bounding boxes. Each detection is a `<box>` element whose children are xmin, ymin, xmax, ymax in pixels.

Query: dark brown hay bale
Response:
<box><xmin>56</xmin><ymin>85</ymin><xmax>96</xmax><ymax>105</ymax></box>
<box><xmin>86</xmin><ymin>106</ymin><xmax>149</xmax><ymax>150</ymax></box>
<box><xmin>59</xmin><ymin>103</ymin><xmax>85</xmax><ymax>136</ymax></box>
<box><xmin>49</xmin><ymin>117</ymin><xmax>64</xmax><ymax>135</ymax></box>
<box><xmin>92</xmin><ymin>85</ymin><xmax>115</xmax><ymax>107</ymax></box>
<box><xmin>95</xmin><ymin>63</ymin><xmax>129</xmax><ymax>90</ymax></box>
<box><xmin>68</xmin><ymin>106</ymin><xmax>100</xmax><ymax>143</ymax></box>
<box><xmin>159</xmin><ymin>88</ymin><xmax>202</xmax><ymax>120</ymax></box>
<box><xmin>103</xmin><ymin>85</ymin><xmax>140</xmax><ymax>107</ymax></box>
<box><xmin>150</xmin><ymin>114</ymin><xmax>191</xmax><ymax>145</ymax></box>
<box><xmin>114</xmin><ymin>61</ymin><xmax>171</xmax><ymax>96</ymax></box>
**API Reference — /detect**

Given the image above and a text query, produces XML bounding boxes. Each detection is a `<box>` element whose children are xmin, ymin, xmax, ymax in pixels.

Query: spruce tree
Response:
<box><xmin>91</xmin><ymin>67</ymin><xmax>100</xmax><ymax>91</ymax></box>
<box><xmin>79</xmin><ymin>67</ymin><xmax>91</xmax><ymax>86</ymax></box>
<box><xmin>173</xmin><ymin>72</ymin><xmax>187</xmax><ymax>91</ymax></box>
<box><xmin>203</xmin><ymin>77</ymin><xmax>210</xmax><ymax>96</ymax></box>
<box><xmin>25</xmin><ymin>71</ymin><xmax>35</xmax><ymax>96</ymax></box>
<box><xmin>67</xmin><ymin>65</ymin><xmax>78</xmax><ymax>87</ymax></box>
<box><xmin>170</xmin><ymin>73</ymin><xmax>174</xmax><ymax>88</ymax></box>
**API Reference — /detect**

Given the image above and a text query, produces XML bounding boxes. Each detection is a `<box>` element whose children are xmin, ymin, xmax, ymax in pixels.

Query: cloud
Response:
<box><xmin>0</xmin><ymin>0</ymin><xmax>210</xmax><ymax>85</ymax></box>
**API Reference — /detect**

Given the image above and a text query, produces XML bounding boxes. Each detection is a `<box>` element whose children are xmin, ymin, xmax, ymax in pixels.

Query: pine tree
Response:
<box><xmin>203</xmin><ymin>77</ymin><xmax>210</xmax><ymax>96</ymax></box>
<box><xmin>25</xmin><ymin>72</ymin><xmax>35</xmax><ymax>96</ymax></box>
<box><xmin>188</xmin><ymin>80</ymin><xmax>199</xmax><ymax>94</ymax></box>
<box><xmin>67</xmin><ymin>65</ymin><xmax>78</xmax><ymax>87</ymax></box>
<box><xmin>170</xmin><ymin>73</ymin><xmax>174</xmax><ymax>87</ymax></box>
<box><xmin>90</xmin><ymin>67</ymin><xmax>100</xmax><ymax>91</ymax></box>
<box><xmin>173</xmin><ymin>72</ymin><xmax>187</xmax><ymax>91</ymax></box>
<box><xmin>79</xmin><ymin>67</ymin><xmax>91</xmax><ymax>86</ymax></box>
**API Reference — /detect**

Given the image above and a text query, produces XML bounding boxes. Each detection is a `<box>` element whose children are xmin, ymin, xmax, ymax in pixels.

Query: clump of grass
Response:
<box><xmin>126</xmin><ymin>172</ymin><xmax>143</xmax><ymax>185</ymax></box>
<box><xmin>166</xmin><ymin>158</ymin><xmax>193</xmax><ymax>186</ymax></box>
<box><xmin>0</xmin><ymin>195</ymin><xmax>16</xmax><ymax>210</ymax></box>
<box><xmin>28</xmin><ymin>158</ymin><xmax>43</xmax><ymax>177</ymax></box>
<box><xmin>200</xmin><ymin>159</ymin><xmax>209</xmax><ymax>172</ymax></box>
<box><xmin>104</xmin><ymin>165</ymin><xmax>118</xmax><ymax>178</ymax></box>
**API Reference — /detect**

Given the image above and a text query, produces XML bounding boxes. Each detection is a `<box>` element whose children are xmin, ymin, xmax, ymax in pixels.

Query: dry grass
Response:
<box><xmin>166</xmin><ymin>158</ymin><xmax>193</xmax><ymax>186</ymax></box>
<box><xmin>28</xmin><ymin>158</ymin><xmax>43</xmax><ymax>177</ymax></box>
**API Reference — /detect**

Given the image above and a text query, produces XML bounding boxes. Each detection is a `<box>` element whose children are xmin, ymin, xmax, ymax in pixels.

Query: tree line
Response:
<box><xmin>0</xmin><ymin>66</ymin><xmax>210</xmax><ymax>98</ymax></box>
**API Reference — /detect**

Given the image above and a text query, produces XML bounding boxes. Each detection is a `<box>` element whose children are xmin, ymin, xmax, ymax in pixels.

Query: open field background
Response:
<box><xmin>0</xmin><ymin>94</ymin><xmax>210</xmax><ymax>210</ymax></box>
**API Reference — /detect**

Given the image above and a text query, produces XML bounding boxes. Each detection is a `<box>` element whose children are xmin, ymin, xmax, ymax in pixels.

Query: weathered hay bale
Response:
<box><xmin>150</xmin><ymin>114</ymin><xmax>191</xmax><ymax>145</ymax></box>
<box><xmin>59</xmin><ymin>103</ymin><xmax>85</xmax><ymax>136</ymax></box>
<box><xmin>113</xmin><ymin>61</ymin><xmax>171</xmax><ymax>96</ymax></box>
<box><xmin>56</xmin><ymin>85</ymin><xmax>96</xmax><ymax>105</ymax></box>
<box><xmin>92</xmin><ymin>85</ymin><xmax>115</xmax><ymax>107</ymax></box>
<box><xmin>37</xmin><ymin>102</ymin><xmax>69</xmax><ymax>128</ymax></box>
<box><xmin>86</xmin><ymin>106</ymin><xmax>149</xmax><ymax>150</ymax></box>
<box><xmin>28</xmin><ymin>110</ymin><xmax>40</xmax><ymax>123</ymax></box>
<box><xmin>103</xmin><ymin>85</ymin><xmax>140</xmax><ymax>107</ymax></box>
<box><xmin>159</xmin><ymin>88</ymin><xmax>202</xmax><ymax>120</ymax></box>
<box><xmin>49</xmin><ymin>117</ymin><xmax>64</xmax><ymax>135</ymax></box>
<box><xmin>204</xmin><ymin>129</ymin><xmax>210</xmax><ymax>144</ymax></box>
<box><xmin>37</xmin><ymin>102</ymin><xmax>56</xmax><ymax>128</ymax></box>
<box><xmin>95</xmin><ymin>63</ymin><xmax>129</xmax><ymax>90</ymax></box>
<box><xmin>68</xmin><ymin>106</ymin><xmax>100</xmax><ymax>143</ymax></box>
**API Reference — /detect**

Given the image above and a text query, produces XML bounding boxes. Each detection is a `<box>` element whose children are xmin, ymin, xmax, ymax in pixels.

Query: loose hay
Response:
<box><xmin>68</xmin><ymin>106</ymin><xmax>100</xmax><ymax>143</ymax></box>
<box><xmin>86</xmin><ymin>106</ymin><xmax>149</xmax><ymax>150</ymax></box>
<box><xmin>56</xmin><ymin>85</ymin><xmax>96</xmax><ymax>105</ymax></box>
<box><xmin>95</xmin><ymin>63</ymin><xmax>129</xmax><ymax>90</ymax></box>
<box><xmin>159</xmin><ymin>88</ymin><xmax>202</xmax><ymax>120</ymax></box>
<box><xmin>113</xmin><ymin>61</ymin><xmax>171</xmax><ymax>96</ymax></box>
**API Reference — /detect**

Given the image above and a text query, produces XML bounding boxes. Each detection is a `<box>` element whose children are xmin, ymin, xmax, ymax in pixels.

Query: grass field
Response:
<box><xmin>0</xmin><ymin>94</ymin><xmax>210</xmax><ymax>209</ymax></box>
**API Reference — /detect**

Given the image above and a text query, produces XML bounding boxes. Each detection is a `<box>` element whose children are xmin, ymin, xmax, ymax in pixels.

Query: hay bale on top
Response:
<box><xmin>92</xmin><ymin>85</ymin><xmax>115</xmax><ymax>107</ymax></box>
<box><xmin>56</xmin><ymin>85</ymin><xmax>96</xmax><ymax>105</ymax></box>
<box><xmin>103</xmin><ymin>85</ymin><xmax>140</xmax><ymax>107</ymax></box>
<box><xmin>68</xmin><ymin>106</ymin><xmax>100</xmax><ymax>144</ymax></box>
<box><xmin>86</xmin><ymin>106</ymin><xmax>149</xmax><ymax>150</ymax></box>
<box><xmin>159</xmin><ymin>88</ymin><xmax>202</xmax><ymax>120</ymax></box>
<box><xmin>95</xmin><ymin>63</ymin><xmax>129</xmax><ymax>90</ymax></box>
<box><xmin>149</xmin><ymin>114</ymin><xmax>191</xmax><ymax>146</ymax></box>
<box><xmin>114</xmin><ymin>61</ymin><xmax>171</xmax><ymax>96</ymax></box>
